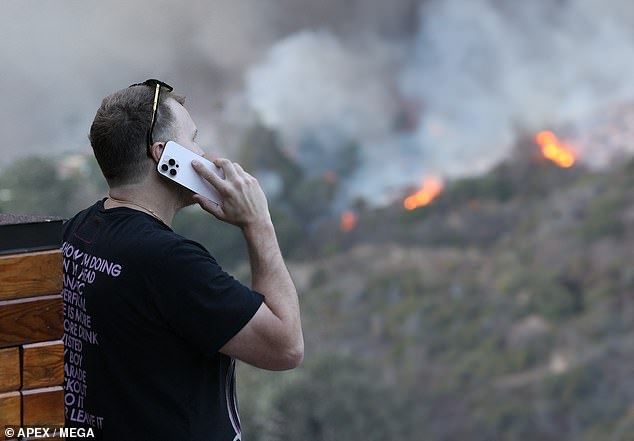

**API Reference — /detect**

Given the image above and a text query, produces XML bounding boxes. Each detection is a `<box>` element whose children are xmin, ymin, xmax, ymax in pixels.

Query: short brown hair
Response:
<box><xmin>89</xmin><ymin>84</ymin><xmax>185</xmax><ymax>187</ymax></box>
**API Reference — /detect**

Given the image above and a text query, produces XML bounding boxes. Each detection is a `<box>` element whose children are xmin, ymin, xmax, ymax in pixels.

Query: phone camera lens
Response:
<box><xmin>168</xmin><ymin>159</ymin><xmax>176</xmax><ymax>166</ymax></box>
<box><xmin>161</xmin><ymin>164</ymin><xmax>168</xmax><ymax>172</ymax></box>
<box><xmin>170</xmin><ymin>169</ymin><xmax>177</xmax><ymax>176</ymax></box>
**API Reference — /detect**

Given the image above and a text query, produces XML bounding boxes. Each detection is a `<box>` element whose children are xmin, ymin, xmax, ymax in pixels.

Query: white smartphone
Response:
<box><xmin>157</xmin><ymin>141</ymin><xmax>225</xmax><ymax>205</ymax></box>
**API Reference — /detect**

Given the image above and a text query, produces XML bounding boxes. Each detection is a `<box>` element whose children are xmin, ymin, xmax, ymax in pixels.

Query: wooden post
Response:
<box><xmin>0</xmin><ymin>214</ymin><xmax>64</xmax><ymax>438</ymax></box>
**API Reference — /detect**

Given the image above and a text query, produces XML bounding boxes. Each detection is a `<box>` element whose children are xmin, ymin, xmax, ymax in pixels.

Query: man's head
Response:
<box><xmin>89</xmin><ymin>81</ymin><xmax>194</xmax><ymax>188</ymax></box>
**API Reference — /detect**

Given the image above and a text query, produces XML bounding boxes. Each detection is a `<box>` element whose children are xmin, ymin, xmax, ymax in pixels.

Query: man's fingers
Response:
<box><xmin>233</xmin><ymin>162</ymin><xmax>253</xmax><ymax>179</ymax></box>
<box><xmin>232</xmin><ymin>162</ymin><xmax>260</xmax><ymax>185</ymax></box>
<box><xmin>191</xmin><ymin>160</ymin><xmax>228</xmax><ymax>192</ymax></box>
<box><xmin>213</xmin><ymin>158</ymin><xmax>239</xmax><ymax>181</ymax></box>
<box><xmin>193</xmin><ymin>194</ymin><xmax>224</xmax><ymax>218</ymax></box>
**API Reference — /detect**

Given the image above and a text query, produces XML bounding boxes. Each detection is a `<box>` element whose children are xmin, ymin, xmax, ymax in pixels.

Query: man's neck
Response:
<box><xmin>105</xmin><ymin>183</ymin><xmax>180</xmax><ymax>227</ymax></box>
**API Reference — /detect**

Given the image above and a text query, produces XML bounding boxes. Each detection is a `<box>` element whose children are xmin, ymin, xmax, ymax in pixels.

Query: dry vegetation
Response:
<box><xmin>1</xmin><ymin>144</ymin><xmax>633</xmax><ymax>439</ymax></box>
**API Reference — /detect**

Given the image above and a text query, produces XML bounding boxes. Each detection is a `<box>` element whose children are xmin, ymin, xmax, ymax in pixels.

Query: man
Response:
<box><xmin>61</xmin><ymin>79</ymin><xmax>303</xmax><ymax>440</ymax></box>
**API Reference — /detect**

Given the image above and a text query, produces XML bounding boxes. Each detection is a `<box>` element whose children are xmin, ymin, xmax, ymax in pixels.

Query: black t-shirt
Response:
<box><xmin>61</xmin><ymin>199</ymin><xmax>264</xmax><ymax>441</ymax></box>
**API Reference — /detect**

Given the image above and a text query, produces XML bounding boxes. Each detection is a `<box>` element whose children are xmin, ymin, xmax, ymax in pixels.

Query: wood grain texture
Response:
<box><xmin>0</xmin><ymin>250</ymin><xmax>62</xmax><ymax>301</ymax></box>
<box><xmin>0</xmin><ymin>296</ymin><xmax>63</xmax><ymax>348</ymax></box>
<box><xmin>22</xmin><ymin>386</ymin><xmax>64</xmax><ymax>427</ymax></box>
<box><xmin>0</xmin><ymin>346</ymin><xmax>20</xmax><ymax>393</ymax></box>
<box><xmin>22</xmin><ymin>340</ymin><xmax>64</xmax><ymax>390</ymax></box>
<box><xmin>0</xmin><ymin>390</ymin><xmax>21</xmax><ymax>429</ymax></box>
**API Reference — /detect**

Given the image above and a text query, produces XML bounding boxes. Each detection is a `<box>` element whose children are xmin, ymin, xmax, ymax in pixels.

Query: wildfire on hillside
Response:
<box><xmin>340</xmin><ymin>210</ymin><xmax>358</xmax><ymax>232</ymax></box>
<box><xmin>535</xmin><ymin>130</ymin><xmax>576</xmax><ymax>168</ymax></box>
<box><xmin>403</xmin><ymin>177</ymin><xmax>443</xmax><ymax>211</ymax></box>
<box><xmin>323</xmin><ymin>170</ymin><xmax>338</xmax><ymax>184</ymax></box>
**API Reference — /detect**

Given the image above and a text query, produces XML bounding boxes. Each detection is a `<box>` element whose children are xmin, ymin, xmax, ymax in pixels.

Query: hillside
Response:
<box><xmin>237</xmin><ymin>155</ymin><xmax>634</xmax><ymax>441</ymax></box>
<box><xmin>0</xmin><ymin>145</ymin><xmax>632</xmax><ymax>440</ymax></box>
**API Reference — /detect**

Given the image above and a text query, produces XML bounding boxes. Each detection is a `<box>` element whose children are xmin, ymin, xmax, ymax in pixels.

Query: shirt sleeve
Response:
<box><xmin>150</xmin><ymin>237</ymin><xmax>264</xmax><ymax>355</ymax></box>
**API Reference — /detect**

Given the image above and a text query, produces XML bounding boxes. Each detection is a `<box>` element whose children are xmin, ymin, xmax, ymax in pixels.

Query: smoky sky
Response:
<box><xmin>0</xmin><ymin>0</ymin><xmax>418</xmax><ymax>162</ymax></box>
<box><xmin>2</xmin><ymin>0</ymin><xmax>634</xmax><ymax>203</ymax></box>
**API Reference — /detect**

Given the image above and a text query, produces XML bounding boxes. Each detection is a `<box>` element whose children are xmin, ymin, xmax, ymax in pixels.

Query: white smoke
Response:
<box><xmin>246</xmin><ymin>30</ymin><xmax>402</xmax><ymax>147</ymax></box>
<box><xmin>0</xmin><ymin>0</ymin><xmax>311</xmax><ymax>165</ymax></box>
<box><xmin>3</xmin><ymin>0</ymin><xmax>634</xmax><ymax>205</ymax></box>
<box><xmin>244</xmin><ymin>0</ymin><xmax>634</xmax><ymax>203</ymax></box>
<box><xmin>403</xmin><ymin>0</ymin><xmax>634</xmax><ymax>174</ymax></box>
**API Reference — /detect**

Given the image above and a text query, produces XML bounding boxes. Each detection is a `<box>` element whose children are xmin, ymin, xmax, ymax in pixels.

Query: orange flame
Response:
<box><xmin>340</xmin><ymin>210</ymin><xmax>357</xmax><ymax>232</ymax></box>
<box><xmin>323</xmin><ymin>170</ymin><xmax>338</xmax><ymax>184</ymax></box>
<box><xmin>404</xmin><ymin>178</ymin><xmax>443</xmax><ymax>210</ymax></box>
<box><xmin>535</xmin><ymin>131</ymin><xmax>576</xmax><ymax>168</ymax></box>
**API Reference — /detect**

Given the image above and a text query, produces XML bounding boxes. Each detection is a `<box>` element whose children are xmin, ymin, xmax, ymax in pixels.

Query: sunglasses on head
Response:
<box><xmin>129</xmin><ymin>79</ymin><xmax>174</xmax><ymax>157</ymax></box>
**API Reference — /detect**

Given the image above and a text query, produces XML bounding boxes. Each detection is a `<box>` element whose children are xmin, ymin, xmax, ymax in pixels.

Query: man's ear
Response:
<box><xmin>149</xmin><ymin>142</ymin><xmax>165</xmax><ymax>164</ymax></box>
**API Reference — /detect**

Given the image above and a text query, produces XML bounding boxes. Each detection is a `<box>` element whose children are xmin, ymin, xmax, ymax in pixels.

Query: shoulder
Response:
<box><xmin>62</xmin><ymin>202</ymin><xmax>99</xmax><ymax>238</ymax></box>
<box><xmin>137</xmin><ymin>228</ymin><xmax>222</xmax><ymax>278</ymax></box>
<box><xmin>142</xmin><ymin>228</ymin><xmax>212</xmax><ymax>261</ymax></box>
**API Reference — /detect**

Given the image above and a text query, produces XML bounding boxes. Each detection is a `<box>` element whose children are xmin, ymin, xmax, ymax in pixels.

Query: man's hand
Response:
<box><xmin>192</xmin><ymin>158</ymin><xmax>272</xmax><ymax>229</ymax></box>
<box><xmin>192</xmin><ymin>157</ymin><xmax>304</xmax><ymax>370</ymax></box>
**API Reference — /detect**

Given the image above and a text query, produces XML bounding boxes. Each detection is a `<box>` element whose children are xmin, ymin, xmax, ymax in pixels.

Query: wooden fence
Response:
<box><xmin>0</xmin><ymin>216</ymin><xmax>64</xmax><ymax>439</ymax></box>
